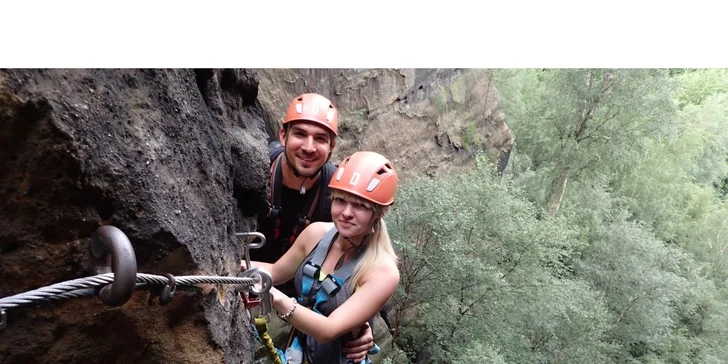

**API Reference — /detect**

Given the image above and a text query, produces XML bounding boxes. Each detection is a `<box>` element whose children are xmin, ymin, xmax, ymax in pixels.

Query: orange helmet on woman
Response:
<box><xmin>329</xmin><ymin>151</ymin><xmax>398</xmax><ymax>206</ymax></box>
<box><xmin>283</xmin><ymin>93</ymin><xmax>338</xmax><ymax>136</ymax></box>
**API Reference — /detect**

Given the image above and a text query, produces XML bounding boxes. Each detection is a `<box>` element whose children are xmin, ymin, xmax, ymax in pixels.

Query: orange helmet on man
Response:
<box><xmin>283</xmin><ymin>93</ymin><xmax>338</xmax><ymax>137</ymax></box>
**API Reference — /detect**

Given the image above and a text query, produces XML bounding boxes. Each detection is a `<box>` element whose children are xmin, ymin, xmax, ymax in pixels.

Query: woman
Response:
<box><xmin>247</xmin><ymin>151</ymin><xmax>400</xmax><ymax>364</ymax></box>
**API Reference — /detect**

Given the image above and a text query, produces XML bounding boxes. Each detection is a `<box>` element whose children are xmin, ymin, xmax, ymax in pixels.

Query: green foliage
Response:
<box><xmin>388</xmin><ymin>155</ymin><xmax>612</xmax><ymax>363</ymax></box>
<box><xmin>493</xmin><ymin>68</ymin><xmax>677</xmax><ymax>212</ymax></box>
<box><xmin>431</xmin><ymin>92</ymin><xmax>448</xmax><ymax>114</ymax></box>
<box><xmin>389</xmin><ymin>68</ymin><xmax>728</xmax><ymax>364</ymax></box>
<box><xmin>674</xmin><ymin>68</ymin><xmax>728</xmax><ymax>108</ymax></box>
<box><xmin>576</xmin><ymin>216</ymin><xmax>697</xmax><ymax>360</ymax></box>
<box><xmin>460</xmin><ymin>122</ymin><xmax>479</xmax><ymax>151</ymax></box>
<box><xmin>451</xmin><ymin>341</ymin><xmax>507</xmax><ymax>364</ymax></box>
<box><xmin>340</xmin><ymin>108</ymin><xmax>368</xmax><ymax>133</ymax></box>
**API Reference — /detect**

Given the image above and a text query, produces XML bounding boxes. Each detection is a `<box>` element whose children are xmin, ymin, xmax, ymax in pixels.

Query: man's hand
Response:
<box><xmin>342</xmin><ymin>322</ymin><xmax>374</xmax><ymax>362</ymax></box>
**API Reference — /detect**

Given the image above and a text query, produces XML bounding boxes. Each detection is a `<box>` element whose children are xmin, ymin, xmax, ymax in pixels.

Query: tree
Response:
<box><xmin>494</xmin><ymin>69</ymin><xmax>677</xmax><ymax>217</ymax></box>
<box><xmin>387</xmin><ymin>155</ymin><xmax>611</xmax><ymax>363</ymax></box>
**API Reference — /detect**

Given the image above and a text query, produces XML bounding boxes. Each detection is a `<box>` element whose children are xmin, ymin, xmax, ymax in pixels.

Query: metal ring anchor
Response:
<box><xmin>234</xmin><ymin>232</ymin><xmax>266</xmax><ymax>271</ymax></box>
<box><xmin>87</xmin><ymin>225</ymin><xmax>138</xmax><ymax>307</ymax></box>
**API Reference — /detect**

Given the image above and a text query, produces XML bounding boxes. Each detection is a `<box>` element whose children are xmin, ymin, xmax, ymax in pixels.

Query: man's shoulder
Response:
<box><xmin>321</xmin><ymin>161</ymin><xmax>337</xmax><ymax>183</ymax></box>
<box><xmin>268</xmin><ymin>140</ymin><xmax>284</xmax><ymax>162</ymax></box>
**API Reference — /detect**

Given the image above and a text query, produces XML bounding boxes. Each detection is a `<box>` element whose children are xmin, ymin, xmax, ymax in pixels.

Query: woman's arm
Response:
<box><xmin>245</xmin><ymin>222</ymin><xmax>330</xmax><ymax>285</ymax></box>
<box><xmin>271</xmin><ymin>258</ymin><xmax>400</xmax><ymax>343</ymax></box>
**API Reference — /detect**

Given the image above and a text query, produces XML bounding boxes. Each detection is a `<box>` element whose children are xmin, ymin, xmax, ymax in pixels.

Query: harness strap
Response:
<box><xmin>299</xmin><ymin>227</ymin><xmax>362</xmax><ymax>312</ymax></box>
<box><xmin>269</xmin><ymin>151</ymin><xmax>324</xmax><ymax>251</ymax></box>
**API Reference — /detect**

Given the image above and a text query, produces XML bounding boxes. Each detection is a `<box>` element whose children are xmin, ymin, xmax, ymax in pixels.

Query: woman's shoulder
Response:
<box><xmin>298</xmin><ymin>221</ymin><xmax>336</xmax><ymax>243</ymax></box>
<box><xmin>367</xmin><ymin>252</ymin><xmax>400</xmax><ymax>282</ymax></box>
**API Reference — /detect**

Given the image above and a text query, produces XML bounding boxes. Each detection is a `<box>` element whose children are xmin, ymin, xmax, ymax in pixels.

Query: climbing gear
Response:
<box><xmin>277</xmin><ymin>296</ymin><xmax>298</xmax><ymax>321</ymax></box>
<box><xmin>246</xmin><ymin>226</ymin><xmax>382</xmax><ymax>364</ymax></box>
<box><xmin>283</xmin><ymin>226</ymin><xmax>377</xmax><ymax>364</ymax></box>
<box><xmin>329</xmin><ymin>151</ymin><xmax>398</xmax><ymax>206</ymax></box>
<box><xmin>240</xmin><ymin>267</ymin><xmax>273</xmax><ymax>321</ymax></box>
<box><xmin>0</xmin><ymin>225</ymin><xmax>272</xmax><ymax>334</ymax></box>
<box><xmin>235</xmin><ymin>231</ymin><xmax>274</xmax><ymax>323</ymax></box>
<box><xmin>255</xmin><ymin>316</ymin><xmax>285</xmax><ymax>364</ymax></box>
<box><xmin>86</xmin><ymin>225</ymin><xmax>138</xmax><ymax>306</ymax></box>
<box><xmin>235</xmin><ymin>231</ymin><xmax>266</xmax><ymax>274</ymax></box>
<box><xmin>235</xmin><ymin>232</ymin><xmax>290</xmax><ymax>364</ymax></box>
<box><xmin>298</xmin><ymin>227</ymin><xmax>362</xmax><ymax>313</ymax></box>
<box><xmin>241</xmin><ymin>275</ymin><xmax>285</xmax><ymax>364</ymax></box>
<box><xmin>157</xmin><ymin>273</ymin><xmax>177</xmax><ymax>306</ymax></box>
<box><xmin>283</xmin><ymin>93</ymin><xmax>339</xmax><ymax>137</ymax></box>
<box><xmin>269</xmin><ymin>148</ymin><xmax>323</xmax><ymax>251</ymax></box>
<box><xmin>267</xmin><ymin>142</ymin><xmax>336</xmax><ymax>256</ymax></box>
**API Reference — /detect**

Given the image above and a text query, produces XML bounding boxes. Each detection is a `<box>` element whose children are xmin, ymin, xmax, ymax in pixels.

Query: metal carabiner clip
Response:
<box><xmin>234</xmin><ymin>232</ymin><xmax>266</xmax><ymax>271</ymax></box>
<box><xmin>240</xmin><ymin>267</ymin><xmax>273</xmax><ymax>321</ymax></box>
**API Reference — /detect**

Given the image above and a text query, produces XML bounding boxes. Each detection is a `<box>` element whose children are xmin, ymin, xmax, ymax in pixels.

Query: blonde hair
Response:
<box><xmin>330</xmin><ymin>189</ymin><xmax>398</xmax><ymax>293</ymax></box>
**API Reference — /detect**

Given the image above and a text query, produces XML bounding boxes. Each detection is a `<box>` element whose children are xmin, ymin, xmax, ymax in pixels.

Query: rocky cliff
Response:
<box><xmin>256</xmin><ymin>69</ymin><xmax>512</xmax><ymax>179</ymax></box>
<box><xmin>0</xmin><ymin>69</ymin><xmax>269</xmax><ymax>364</ymax></box>
<box><xmin>0</xmin><ymin>68</ymin><xmax>512</xmax><ymax>364</ymax></box>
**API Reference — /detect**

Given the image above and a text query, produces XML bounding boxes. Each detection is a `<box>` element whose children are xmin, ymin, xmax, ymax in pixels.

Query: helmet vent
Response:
<box><xmin>367</xmin><ymin>179</ymin><xmax>380</xmax><ymax>192</ymax></box>
<box><xmin>336</xmin><ymin>167</ymin><xmax>344</xmax><ymax>181</ymax></box>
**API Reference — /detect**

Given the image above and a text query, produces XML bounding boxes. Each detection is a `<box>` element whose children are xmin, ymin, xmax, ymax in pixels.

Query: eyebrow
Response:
<box><xmin>291</xmin><ymin>126</ymin><xmax>329</xmax><ymax>139</ymax></box>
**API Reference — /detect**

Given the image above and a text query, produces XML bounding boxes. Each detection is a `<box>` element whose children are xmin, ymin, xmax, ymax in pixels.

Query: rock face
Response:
<box><xmin>256</xmin><ymin>68</ymin><xmax>513</xmax><ymax>180</ymax></box>
<box><xmin>0</xmin><ymin>69</ymin><xmax>269</xmax><ymax>363</ymax></box>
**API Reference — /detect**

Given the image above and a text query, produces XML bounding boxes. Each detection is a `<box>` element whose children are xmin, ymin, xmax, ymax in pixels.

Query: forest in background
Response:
<box><xmin>383</xmin><ymin>69</ymin><xmax>728</xmax><ymax>363</ymax></box>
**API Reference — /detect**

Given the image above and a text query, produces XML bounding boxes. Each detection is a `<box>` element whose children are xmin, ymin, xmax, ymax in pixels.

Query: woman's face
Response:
<box><xmin>331</xmin><ymin>194</ymin><xmax>375</xmax><ymax>238</ymax></box>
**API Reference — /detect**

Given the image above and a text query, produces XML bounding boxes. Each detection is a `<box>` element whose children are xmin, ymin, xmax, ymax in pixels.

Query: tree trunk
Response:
<box><xmin>547</xmin><ymin>165</ymin><xmax>570</xmax><ymax>216</ymax></box>
<box><xmin>546</xmin><ymin>70</ymin><xmax>613</xmax><ymax>217</ymax></box>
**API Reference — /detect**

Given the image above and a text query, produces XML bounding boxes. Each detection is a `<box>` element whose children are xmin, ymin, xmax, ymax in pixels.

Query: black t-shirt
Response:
<box><xmin>251</xmin><ymin>151</ymin><xmax>335</xmax><ymax>265</ymax></box>
<box><xmin>252</xmin><ymin>185</ymin><xmax>330</xmax><ymax>263</ymax></box>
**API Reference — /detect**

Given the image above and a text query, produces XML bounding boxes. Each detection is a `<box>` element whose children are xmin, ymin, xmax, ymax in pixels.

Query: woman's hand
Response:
<box><xmin>269</xmin><ymin>286</ymin><xmax>295</xmax><ymax>316</ymax></box>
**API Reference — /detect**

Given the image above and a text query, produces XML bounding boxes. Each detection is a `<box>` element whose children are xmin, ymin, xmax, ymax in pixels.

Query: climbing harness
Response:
<box><xmin>268</xmin><ymin>147</ymin><xmax>323</xmax><ymax>254</ymax></box>
<box><xmin>266</xmin><ymin>141</ymin><xmax>337</xmax><ymax>257</ymax></box>
<box><xmin>0</xmin><ymin>225</ymin><xmax>272</xmax><ymax>334</ymax></box>
<box><xmin>285</xmin><ymin>227</ymin><xmax>380</xmax><ymax>364</ymax></box>
<box><xmin>299</xmin><ymin>227</ymin><xmax>361</xmax><ymax>314</ymax></box>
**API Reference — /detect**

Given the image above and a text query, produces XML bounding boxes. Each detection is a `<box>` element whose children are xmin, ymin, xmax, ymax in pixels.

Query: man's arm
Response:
<box><xmin>342</xmin><ymin>322</ymin><xmax>375</xmax><ymax>362</ymax></box>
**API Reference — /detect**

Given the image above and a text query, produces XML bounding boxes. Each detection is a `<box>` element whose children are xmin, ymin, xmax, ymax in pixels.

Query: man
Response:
<box><xmin>252</xmin><ymin>93</ymin><xmax>338</xmax><ymax>269</ymax></box>
<box><xmin>250</xmin><ymin>93</ymin><xmax>375</xmax><ymax>361</ymax></box>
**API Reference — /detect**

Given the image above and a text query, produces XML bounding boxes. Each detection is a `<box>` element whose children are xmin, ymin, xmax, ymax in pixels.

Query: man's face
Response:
<box><xmin>280</xmin><ymin>121</ymin><xmax>334</xmax><ymax>177</ymax></box>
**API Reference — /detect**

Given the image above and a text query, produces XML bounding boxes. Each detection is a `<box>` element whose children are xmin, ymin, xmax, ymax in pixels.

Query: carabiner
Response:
<box><xmin>240</xmin><ymin>267</ymin><xmax>273</xmax><ymax>321</ymax></box>
<box><xmin>234</xmin><ymin>231</ymin><xmax>266</xmax><ymax>271</ymax></box>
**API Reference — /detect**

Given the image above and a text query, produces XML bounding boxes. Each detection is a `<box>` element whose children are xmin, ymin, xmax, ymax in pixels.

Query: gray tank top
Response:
<box><xmin>292</xmin><ymin>228</ymin><xmax>370</xmax><ymax>364</ymax></box>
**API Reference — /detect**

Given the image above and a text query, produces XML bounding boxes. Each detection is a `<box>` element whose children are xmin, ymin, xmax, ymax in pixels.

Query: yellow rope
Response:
<box><xmin>254</xmin><ymin>317</ymin><xmax>283</xmax><ymax>364</ymax></box>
